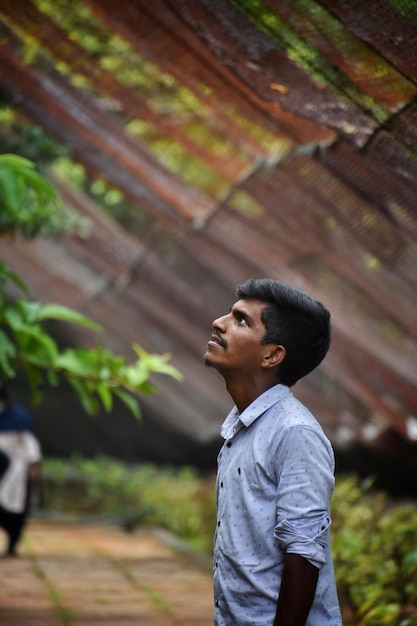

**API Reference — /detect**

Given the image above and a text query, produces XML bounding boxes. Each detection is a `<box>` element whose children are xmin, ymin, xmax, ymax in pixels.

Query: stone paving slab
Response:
<box><xmin>0</xmin><ymin>519</ymin><xmax>214</xmax><ymax>626</ymax></box>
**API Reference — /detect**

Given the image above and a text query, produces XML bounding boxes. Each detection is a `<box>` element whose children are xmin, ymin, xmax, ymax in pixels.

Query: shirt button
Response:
<box><xmin>217</xmin><ymin>520</ymin><xmax>221</xmax><ymax>527</ymax></box>
<box><xmin>226</xmin><ymin>441</ymin><xmax>232</xmax><ymax>447</ymax></box>
<box><xmin>220</xmin><ymin>481</ymin><xmax>223</xmax><ymax>488</ymax></box>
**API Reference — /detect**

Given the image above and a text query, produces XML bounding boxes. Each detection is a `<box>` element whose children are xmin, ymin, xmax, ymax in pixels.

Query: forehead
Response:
<box><xmin>232</xmin><ymin>298</ymin><xmax>267</xmax><ymax>321</ymax></box>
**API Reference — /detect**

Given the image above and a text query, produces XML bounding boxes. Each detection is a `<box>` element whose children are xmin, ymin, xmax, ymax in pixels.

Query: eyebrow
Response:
<box><xmin>231</xmin><ymin>305</ymin><xmax>254</xmax><ymax>325</ymax></box>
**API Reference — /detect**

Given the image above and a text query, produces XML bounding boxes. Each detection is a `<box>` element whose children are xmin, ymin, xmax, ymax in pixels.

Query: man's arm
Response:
<box><xmin>273</xmin><ymin>553</ymin><xmax>319</xmax><ymax>626</ymax></box>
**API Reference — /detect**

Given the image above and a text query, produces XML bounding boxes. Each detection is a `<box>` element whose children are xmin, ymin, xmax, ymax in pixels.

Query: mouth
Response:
<box><xmin>208</xmin><ymin>332</ymin><xmax>225</xmax><ymax>348</ymax></box>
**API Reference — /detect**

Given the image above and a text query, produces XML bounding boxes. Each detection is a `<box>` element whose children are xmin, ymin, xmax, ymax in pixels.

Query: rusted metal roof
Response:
<box><xmin>0</xmin><ymin>0</ymin><xmax>416</xmax><ymax>490</ymax></box>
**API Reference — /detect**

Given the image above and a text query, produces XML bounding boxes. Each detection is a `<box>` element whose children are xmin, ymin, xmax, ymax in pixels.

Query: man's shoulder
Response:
<box><xmin>269</xmin><ymin>389</ymin><xmax>313</xmax><ymax>421</ymax></box>
<box><xmin>268</xmin><ymin>392</ymin><xmax>329</xmax><ymax>440</ymax></box>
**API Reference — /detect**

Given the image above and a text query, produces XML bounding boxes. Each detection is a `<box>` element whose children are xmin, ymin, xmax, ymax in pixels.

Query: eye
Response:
<box><xmin>236</xmin><ymin>313</ymin><xmax>248</xmax><ymax>326</ymax></box>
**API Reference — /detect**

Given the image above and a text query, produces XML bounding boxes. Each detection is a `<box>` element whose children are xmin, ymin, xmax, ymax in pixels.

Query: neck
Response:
<box><xmin>224</xmin><ymin>376</ymin><xmax>277</xmax><ymax>413</ymax></box>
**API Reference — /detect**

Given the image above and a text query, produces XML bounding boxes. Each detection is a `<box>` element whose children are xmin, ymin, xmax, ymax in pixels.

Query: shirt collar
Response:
<box><xmin>221</xmin><ymin>384</ymin><xmax>290</xmax><ymax>439</ymax></box>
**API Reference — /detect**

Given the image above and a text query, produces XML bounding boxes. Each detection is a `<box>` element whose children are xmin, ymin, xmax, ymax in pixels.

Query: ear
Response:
<box><xmin>261</xmin><ymin>344</ymin><xmax>286</xmax><ymax>369</ymax></box>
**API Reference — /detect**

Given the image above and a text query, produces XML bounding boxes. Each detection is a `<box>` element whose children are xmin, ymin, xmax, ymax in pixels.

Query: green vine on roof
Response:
<box><xmin>230</xmin><ymin>0</ymin><xmax>410</xmax><ymax>123</ymax></box>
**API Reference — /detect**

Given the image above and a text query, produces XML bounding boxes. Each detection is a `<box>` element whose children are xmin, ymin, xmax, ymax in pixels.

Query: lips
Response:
<box><xmin>208</xmin><ymin>333</ymin><xmax>225</xmax><ymax>348</ymax></box>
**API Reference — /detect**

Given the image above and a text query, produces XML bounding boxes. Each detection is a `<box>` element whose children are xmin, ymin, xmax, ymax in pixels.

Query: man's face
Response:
<box><xmin>204</xmin><ymin>298</ymin><xmax>270</xmax><ymax>375</ymax></box>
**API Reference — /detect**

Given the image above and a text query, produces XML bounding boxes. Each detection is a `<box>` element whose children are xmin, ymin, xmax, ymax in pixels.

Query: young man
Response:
<box><xmin>205</xmin><ymin>278</ymin><xmax>342</xmax><ymax>626</ymax></box>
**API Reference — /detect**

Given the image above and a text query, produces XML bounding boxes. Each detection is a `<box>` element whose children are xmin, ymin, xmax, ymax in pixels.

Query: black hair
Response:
<box><xmin>236</xmin><ymin>278</ymin><xmax>331</xmax><ymax>386</ymax></box>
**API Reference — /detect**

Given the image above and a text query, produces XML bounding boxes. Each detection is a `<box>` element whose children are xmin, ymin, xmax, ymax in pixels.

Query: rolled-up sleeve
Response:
<box><xmin>274</xmin><ymin>515</ymin><xmax>331</xmax><ymax>569</ymax></box>
<box><xmin>273</xmin><ymin>425</ymin><xmax>335</xmax><ymax>569</ymax></box>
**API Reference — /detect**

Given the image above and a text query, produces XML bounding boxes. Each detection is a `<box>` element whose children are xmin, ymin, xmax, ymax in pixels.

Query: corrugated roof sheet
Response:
<box><xmin>0</xmin><ymin>0</ymin><xmax>416</xmax><ymax>489</ymax></box>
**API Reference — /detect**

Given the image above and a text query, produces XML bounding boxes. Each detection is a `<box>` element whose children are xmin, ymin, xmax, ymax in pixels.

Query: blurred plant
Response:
<box><xmin>331</xmin><ymin>475</ymin><xmax>417</xmax><ymax>625</ymax></box>
<box><xmin>0</xmin><ymin>153</ymin><xmax>89</xmax><ymax>237</ymax></box>
<box><xmin>41</xmin><ymin>458</ymin><xmax>417</xmax><ymax>623</ymax></box>
<box><xmin>0</xmin><ymin>154</ymin><xmax>182</xmax><ymax>416</ymax></box>
<box><xmin>42</xmin><ymin>456</ymin><xmax>217</xmax><ymax>553</ymax></box>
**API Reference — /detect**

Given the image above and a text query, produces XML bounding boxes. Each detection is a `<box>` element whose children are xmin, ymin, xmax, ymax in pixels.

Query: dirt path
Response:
<box><xmin>0</xmin><ymin>519</ymin><xmax>214</xmax><ymax>625</ymax></box>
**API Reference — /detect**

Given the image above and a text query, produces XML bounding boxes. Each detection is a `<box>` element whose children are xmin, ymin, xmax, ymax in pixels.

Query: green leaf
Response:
<box><xmin>135</xmin><ymin>379</ymin><xmax>157</xmax><ymax>395</ymax></box>
<box><xmin>34</xmin><ymin>303</ymin><xmax>101</xmax><ymax>331</ymax></box>
<box><xmin>114</xmin><ymin>388</ymin><xmax>141</xmax><ymax>419</ymax></box>
<box><xmin>15</xmin><ymin>324</ymin><xmax>58</xmax><ymax>361</ymax></box>
<box><xmin>0</xmin><ymin>329</ymin><xmax>16</xmax><ymax>377</ymax></box>
<box><xmin>46</xmin><ymin>368</ymin><xmax>59</xmax><ymax>387</ymax></box>
<box><xmin>68</xmin><ymin>377</ymin><xmax>99</xmax><ymax>415</ymax></box>
<box><xmin>0</xmin><ymin>166</ymin><xmax>23</xmax><ymax>213</ymax></box>
<box><xmin>96</xmin><ymin>382</ymin><xmax>113</xmax><ymax>412</ymax></box>
<box><xmin>3</xmin><ymin>305</ymin><xmax>24</xmax><ymax>331</ymax></box>
<box><xmin>132</xmin><ymin>344</ymin><xmax>183</xmax><ymax>381</ymax></box>
<box><xmin>54</xmin><ymin>350</ymin><xmax>84</xmax><ymax>374</ymax></box>
<box><xmin>0</xmin><ymin>154</ymin><xmax>58</xmax><ymax>221</ymax></box>
<box><xmin>0</xmin><ymin>164</ymin><xmax>29</xmax><ymax>212</ymax></box>
<box><xmin>0</xmin><ymin>261</ymin><xmax>29</xmax><ymax>293</ymax></box>
<box><xmin>124</xmin><ymin>362</ymin><xmax>151</xmax><ymax>387</ymax></box>
<box><xmin>16</xmin><ymin>300</ymin><xmax>42</xmax><ymax>323</ymax></box>
<box><xmin>23</xmin><ymin>363</ymin><xmax>44</xmax><ymax>405</ymax></box>
<box><xmin>0</xmin><ymin>154</ymin><xmax>36</xmax><ymax>169</ymax></box>
<box><xmin>20</xmin><ymin>167</ymin><xmax>58</xmax><ymax>203</ymax></box>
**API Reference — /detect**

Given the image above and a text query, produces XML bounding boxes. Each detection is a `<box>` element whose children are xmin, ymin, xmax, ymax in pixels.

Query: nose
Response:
<box><xmin>212</xmin><ymin>313</ymin><xmax>228</xmax><ymax>332</ymax></box>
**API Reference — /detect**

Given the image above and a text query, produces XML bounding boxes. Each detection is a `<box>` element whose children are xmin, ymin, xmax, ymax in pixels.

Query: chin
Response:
<box><xmin>204</xmin><ymin>351</ymin><xmax>219</xmax><ymax>369</ymax></box>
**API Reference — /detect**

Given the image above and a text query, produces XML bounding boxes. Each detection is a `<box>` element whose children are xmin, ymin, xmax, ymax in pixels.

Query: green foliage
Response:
<box><xmin>231</xmin><ymin>0</ymin><xmax>410</xmax><ymax>121</ymax></box>
<box><xmin>42</xmin><ymin>457</ymin><xmax>216</xmax><ymax>553</ymax></box>
<box><xmin>388</xmin><ymin>0</ymin><xmax>417</xmax><ymax>24</ymax></box>
<box><xmin>0</xmin><ymin>263</ymin><xmax>182</xmax><ymax>415</ymax></box>
<box><xmin>52</xmin><ymin>157</ymin><xmax>151</xmax><ymax>235</ymax></box>
<box><xmin>331</xmin><ymin>475</ymin><xmax>417</xmax><ymax>625</ymax></box>
<box><xmin>0</xmin><ymin>153</ymin><xmax>88</xmax><ymax>237</ymax></box>
<box><xmin>0</xmin><ymin>110</ymin><xmax>66</xmax><ymax>169</ymax></box>
<box><xmin>41</xmin><ymin>462</ymin><xmax>417</xmax><ymax>623</ymax></box>
<box><xmin>0</xmin><ymin>154</ymin><xmax>182</xmax><ymax>415</ymax></box>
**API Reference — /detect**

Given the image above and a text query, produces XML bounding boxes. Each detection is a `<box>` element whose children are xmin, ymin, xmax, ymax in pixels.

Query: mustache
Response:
<box><xmin>211</xmin><ymin>330</ymin><xmax>227</xmax><ymax>348</ymax></box>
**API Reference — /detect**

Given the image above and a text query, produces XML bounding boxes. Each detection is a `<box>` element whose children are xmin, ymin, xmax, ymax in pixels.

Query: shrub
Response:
<box><xmin>331</xmin><ymin>475</ymin><xmax>417</xmax><ymax>625</ymax></box>
<box><xmin>40</xmin><ymin>458</ymin><xmax>417</xmax><ymax>625</ymax></box>
<box><xmin>41</xmin><ymin>456</ymin><xmax>217</xmax><ymax>553</ymax></box>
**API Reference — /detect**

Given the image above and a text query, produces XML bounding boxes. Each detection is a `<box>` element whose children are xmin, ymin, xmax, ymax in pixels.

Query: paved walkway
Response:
<box><xmin>0</xmin><ymin>518</ymin><xmax>214</xmax><ymax>625</ymax></box>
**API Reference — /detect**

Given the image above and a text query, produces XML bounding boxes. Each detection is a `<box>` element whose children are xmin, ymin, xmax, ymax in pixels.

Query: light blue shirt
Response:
<box><xmin>213</xmin><ymin>384</ymin><xmax>342</xmax><ymax>626</ymax></box>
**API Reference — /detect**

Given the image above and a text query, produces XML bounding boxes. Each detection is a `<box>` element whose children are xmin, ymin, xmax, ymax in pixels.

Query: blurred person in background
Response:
<box><xmin>0</xmin><ymin>384</ymin><xmax>42</xmax><ymax>557</ymax></box>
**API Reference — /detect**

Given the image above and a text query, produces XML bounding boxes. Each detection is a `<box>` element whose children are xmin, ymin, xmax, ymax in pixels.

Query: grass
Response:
<box><xmin>32</xmin><ymin>558</ymin><xmax>74</xmax><ymax>626</ymax></box>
